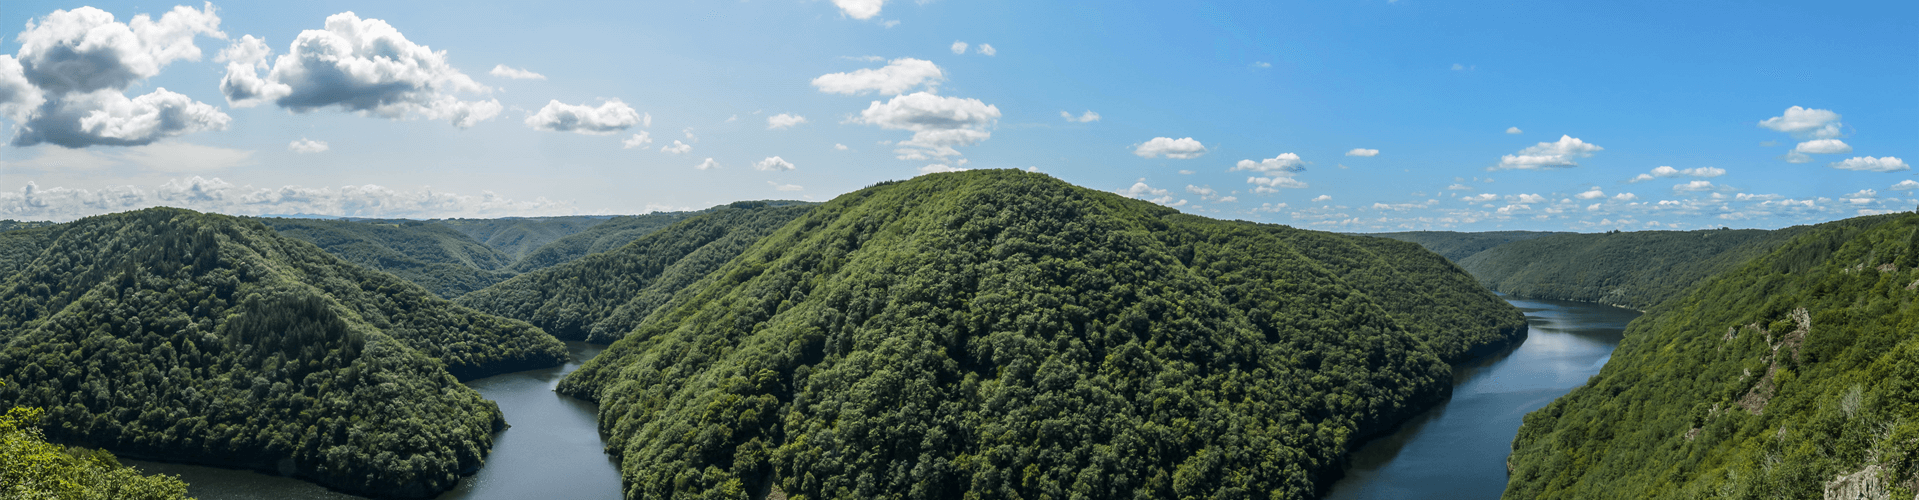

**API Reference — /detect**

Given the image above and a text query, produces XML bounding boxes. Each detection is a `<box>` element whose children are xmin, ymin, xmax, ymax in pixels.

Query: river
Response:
<box><xmin>127</xmin><ymin>341</ymin><xmax>625</xmax><ymax>500</ymax></box>
<box><xmin>1325</xmin><ymin>296</ymin><xmax>1640</xmax><ymax>499</ymax></box>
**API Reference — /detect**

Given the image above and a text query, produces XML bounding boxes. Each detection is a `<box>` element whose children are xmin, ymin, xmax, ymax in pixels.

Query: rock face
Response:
<box><xmin>559</xmin><ymin>170</ymin><xmax>1526</xmax><ymax>499</ymax></box>
<box><xmin>1822</xmin><ymin>465</ymin><xmax>1888</xmax><ymax>500</ymax></box>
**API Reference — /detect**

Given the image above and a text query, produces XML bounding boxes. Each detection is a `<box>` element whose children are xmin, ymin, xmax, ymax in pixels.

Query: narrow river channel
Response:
<box><xmin>1325</xmin><ymin>297</ymin><xmax>1641</xmax><ymax>499</ymax></box>
<box><xmin>128</xmin><ymin>341</ymin><xmax>624</xmax><ymax>500</ymax></box>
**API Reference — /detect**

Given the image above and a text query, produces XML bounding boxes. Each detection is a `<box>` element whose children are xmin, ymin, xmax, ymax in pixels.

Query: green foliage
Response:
<box><xmin>557</xmin><ymin>170</ymin><xmax>1523</xmax><ymax>499</ymax></box>
<box><xmin>1505</xmin><ymin>212</ymin><xmax>1919</xmax><ymax>499</ymax></box>
<box><xmin>260</xmin><ymin>218</ymin><xmax>517</xmax><ymax>298</ymax></box>
<box><xmin>2</xmin><ymin>403</ymin><xmax>195</xmax><ymax>500</ymax></box>
<box><xmin>506</xmin><ymin>212</ymin><xmax>698</xmax><ymax>273</ymax></box>
<box><xmin>434</xmin><ymin>216</ymin><xmax>617</xmax><ymax>262</ymax></box>
<box><xmin>0</xmin><ymin>208</ymin><xmax>567</xmax><ymax>498</ymax></box>
<box><xmin>1370</xmin><ymin>230</ymin><xmax>1567</xmax><ymax>262</ymax></box>
<box><xmin>458</xmin><ymin>204</ymin><xmax>815</xmax><ymax>342</ymax></box>
<box><xmin>1453</xmin><ymin>226</ymin><xmax>1820</xmax><ymax>309</ymax></box>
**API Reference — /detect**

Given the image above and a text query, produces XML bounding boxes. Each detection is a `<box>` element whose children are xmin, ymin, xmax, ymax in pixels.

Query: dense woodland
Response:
<box><xmin>458</xmin><ymin>202</ymin><xmax>814</xmax><ymax>342</ymax></box>
<box><xmin>1370</xmin><ymin>230</ymin><xmax>1565</xmax><ymax>262</ymax></box>
<box><xmin>0</xmin><ymin>208</ymin><xmax>568</xmax><ymax>498</ymax></box>
<box><xmin>504</xmin><ymin>211</ymin><xmax>697</xmax><ymax>273</ymax></box>
<box><xmin>1443</xmin><ymin>227</ymin><xmax>1816</xmax><ymax>309</ymax></box>
<box><xmin>261</xmin><ymin>218</ymin><xmax>519</xmax><ymax>299</ymax></box>
<box><xmin>434</xmin><ymin>216</ymin><xmax>616</xmax><ymax>262</ymax></box>
<box><xmin>2</xmin><ymin>397</ymin><xmax>194</xmax><ymax>499</ymax></box>
<box><xmin>556</xmin><ymin>170</ymin><xmax>1524</xmax><ymax>499</ymax></box>
<box><xmin>1505</xmin><ymin>212</ymin><xmax>1919</xmax><ymax>499</ymax></box>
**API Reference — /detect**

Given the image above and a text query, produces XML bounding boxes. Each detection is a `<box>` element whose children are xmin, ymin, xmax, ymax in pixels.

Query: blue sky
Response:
<box><xmin>0</xmin><ymin>0</ymin><xmax>1910</xmax><ymax>231</ymax></box>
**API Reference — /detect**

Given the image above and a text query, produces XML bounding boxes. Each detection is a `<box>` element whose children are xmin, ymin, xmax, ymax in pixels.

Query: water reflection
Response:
<box><xmin>128</xmin><ymin>341</ymin><xmax>623</xmax><ymax>500</ymax></box>
<box><xmin>1324</xmin><ymin>297</ymin><xmax>1640</xmax><ymax>500</ymax></box>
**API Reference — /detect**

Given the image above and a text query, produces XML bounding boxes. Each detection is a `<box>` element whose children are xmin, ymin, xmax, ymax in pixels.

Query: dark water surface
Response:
<box><xmin>128</xmin><ymin>341</ymin><xmax>623</xmax><ymax>500</ymax></box>
<box><xmin>1324</xmin><ymin>297</ymin><xmax>1640</xmax><ymax>500</ymax></box>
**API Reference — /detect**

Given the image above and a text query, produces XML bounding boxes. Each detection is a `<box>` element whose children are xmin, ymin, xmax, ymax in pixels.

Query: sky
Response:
<box><xmin>0</xmin><ymin>0</ymin><xmax>1911</xmax><ymax>231</ymax></box>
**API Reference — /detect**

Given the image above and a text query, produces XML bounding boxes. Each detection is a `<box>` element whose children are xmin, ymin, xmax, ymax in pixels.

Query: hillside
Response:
<box><xmin>434</xmin><ymin>216</ymin><xmax>614</xmax><ymax>262</ymax></box>
<box><xmin>2</xmin><ymin>400</ymin><xmax>193</xmax><ymax>499</ymax></box>
<box><xmin>556</xmin><ymin>170</ymin><xmax>1526</xmax><ymax>499</ymax></box>
<box><xmin>260</xmin><ymin>218</ymin><xmax>517</xmax><ymax>298</ymax></box>
<box><xmin>1454</xmin><ymin>227</ymin><xmax>1814</xmax><ymax>309</ymax></box>
<box><xmin>0</xmin><ymin>208</ymin><xmax>567</xmax><ymax>498</ymax></box>
<box><xmin>505</xmin><ymin>212</ymin><xmax>698</xmax><ymax>273</ymax></box>
<box><xmin>458</xmin><ymin>202</ymin><xmax>814</xmax><ymax>343</ymax></box>
<box><xmin>1505</xmin><ymin>212</ymin><xmax>1918</xmax><ymax>499</ymax></box>
<box><xmin>1370</xmin><ymin>230</ymin><xmax>1566</xmax><ymax>262</ymax></box>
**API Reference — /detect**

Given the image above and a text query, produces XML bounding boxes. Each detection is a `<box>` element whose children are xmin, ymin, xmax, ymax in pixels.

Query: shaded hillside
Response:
<box><xmin>506</xmin><ymin>212</ymin><xmax>697</xmax><ymax>273</ymax></box>
<box><xmin>557</xmin><ymin>170</ymin><xmax>1524</xmax><ymax>499</ymax></box>
<box><xmin>0</xmin><ymin>208</ymin><xmax>567</xmax><ymax>498</ymax></box>
<box><xmin>1456</xmin><ymin>227</ymin><xmax>1814</xmax><ymax>309</ymax></box>
<box><xmin>458</xmin><ymin>202</ymin><xmax>814</xmax><ymax>342</ymax></box>
<box><xmin>260</xmin><ymin>218</ymin><xmax>517</xmax><ymax>298</ymax></box>
<box><xmin>1370</xmin><ymin>230</ymin><xmax>1566</xmax><ymax>262</ymax></box>
<box><xmin>435</xmin><ymin>216</ymin><xmax>612</xmax><ymax>262</ymax></box>
<box><xmin>1505</xmin><ymin>213</ymin><xmax>1917</xmax><ymax>499</ymax></box>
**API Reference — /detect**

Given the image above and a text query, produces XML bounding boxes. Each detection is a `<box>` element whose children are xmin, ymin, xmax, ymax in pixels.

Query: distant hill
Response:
<box><xmin>259</xmin><ymin>217</ymin><xmax>518</xmax><ymax>298</ymax></box>
<box><xmin>557</xmin><ymin>170</ymin><xmax>1525</xmax><ymax>499</ymax></box>
<box><xmin>435</xmin><ymin>216</ymin><xmax>617</xmax><ymax>262</ymax></box>
<box><xmin>0</xmin><ymin>208</ymin><xmax>566</xmax><ymax>498</ymax></box>
<box><xmin>1370</xmin><ymin>230</ymin><xmax>1567</xmax><ymax>262</ymax></box>
<box><xmin>458</xmin><ymin>202</ymin><xmax>814</xmax><ymax>342</ymax></box>
<box><xmin>1505</xmin><ymin>213</ymin><xmax>1917</xmax><ymax>499</ymax></box>
<box><xmin>504</xmin><ymin>212</ymin><xmax>699</xmax><ymax>273</ymax></box>
<box><xmin>1454</xmin><ymin>227</ymin><xmax>1814</xmax><ymax>309</ymax></box>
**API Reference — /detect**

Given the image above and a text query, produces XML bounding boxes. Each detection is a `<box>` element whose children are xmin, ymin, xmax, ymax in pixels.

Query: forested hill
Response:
<box><xmin>1505</xmin><ymin>212</ymin><xmax>1918</xmax><ymax>499</ymax></box>
<box><xmin>0</xmin><ymin>208</ymin><xmax>567</xmax><ymax>498</ymax></box>
<box><xmin>434</xmin><ymin>216</ymin><xmax>615</xmax><ymax>261</ymax></box>
<box><xmin>260</xmin><ymin>218</ymin><xmax>517</xmax><ymax>298</ymax></box>
<box><xmin>457</xmin><ymin>202</ymin><xmax>815</xmax><ymax>343</ymax></box>
<box><xmin>504</xmin><ymin>211</ymin><xmax>698</xmax><ymax>273</ymax></box>
<box><xmin>1370</xmin><ymin>230</ymin><xmax>1566</xmax><ymax>262</ymax></box>
<box><xmin>1452</xmin><ymin>226</ymin><xmax>1814</xmax><ymax>310</ymax></box>
<box><xmin>556</xmin><ymin>170</ymin><xmax>1525</xmax><ymax>499</ymax></box>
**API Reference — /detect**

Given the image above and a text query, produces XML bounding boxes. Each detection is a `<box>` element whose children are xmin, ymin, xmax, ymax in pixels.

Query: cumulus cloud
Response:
<box><xmin>1794</xmin><ymin>139</ymin><xmax>1852</xmax><ymax>155</ymax></box>
<box><xmin>1505</xmin><ymin>127</ymin><xmax>1523</xmax><ymax>134</ymax></box>
<box><xmin>812</xmin><ymin>58</ymin><xmax>943</xmax><ymax>95</ymax></box>
<box><xmin>0</xmin><ymin>177</ymin><xmax>581</xmax><ymax>221</ymax></box>
<box><xmin>833</xmin><ymin>143</ymin><xmax>849</xmax><ymax>151</ymax></box>
<box><xmin>1447</xmin><ymin>184</ymin><xmax>1474</xmax><ymax>191</ymax></box>
<box><xmin>1345</xmin><ymin>148</ymin><xmax>1379</xmax><ymax>157</ymax></box>
<box><xmin>918</xmin><ymin>164</ymin><xmax>968</xmax><ymax>175</ymax></box>
<box><xmin>1060</xmin><ymin>110</ymin><xmax>1100</xmax><ymax>123</ymax></box>
<box><xmin>1185</xmin><ymin>185</ymin><xmax>1234</xmax><ymax>202</ymax></box>
<box><xmin>754</xmin><ymin>156</ymin><xmax>797</xmax><ymax>171</ymax></box>
<box><xmin>489</xmin><ymin>65</ymin><xmax>544</xmax><ymax>80</ymax></box>
<box><xmin>1312</xmin><ymin>194</ymin><xmax>1332</xmax><ymax>202</ymax></box>
<box><xmin>1830</xmin><ymin>156</ymin><xmax>1909</xmax><ymax>172</ymax></box>
<box><xmin>622</xmin><ymin>131</ymin><xmax>653</xmax><ymax>149</ymax></box>
<box><xmin>694</xmin><ymin>158</ymin><xmax>720</xmax><ymax>170</ymax></box>
<box><xmin>1759</xmin><ymin>106</ymin><xmax>1841</xmax><ymax>139</ymax></box>
<box><xmin>218</xmin><ymin>12</ymin><xmax>501</xmax><ymax>128</ymax></box>
<box><xmin>977</xmin><ymin>44</ymin><xmax>996</xmax><ymax>56</ymax></box>
<box><xmin>1232</xmin><ymin>153</ymin><xmax>1306</xmax><ymax>173</ymax></box>
<box><xmin>524</xmin><ymin>99</ymin><xmax>641</xmax><ymax>135</ymax></box>
<box><xmin>662</xmin><ymin>140</ymin><xmax>692</xmax><ymax>154</ymax></box>
<box><xmin>832</xmin><ymin>0</ymin><xmax>886</xmax><ymax>19</ymax></box>
<box><xmin>1575</xmin><ymin>187</ymin><xmax>1605</xmax><ymax>200</ymax></box>
<box><xmin>767</xmin><ymin>113</ymin><xmax>807</xmax><ymax>130</ymax></box>
<box><xmin>1133</xmin><ymin>137</ymin><xmax>1208</xmax><ymax>159</ymax></box>
<box><xmin>1674</xmin><ymin>180</ymin><xmax>1720</xmax><ymax>192</ymax></box>
<box><xmin>1613</xmin><ymin>192</ymin><xmax>1638</xmax><ymax>201</ymax></box>
<box><xmin>288</xmin><ymin>138</ymin><xmax>328</xmax><ymax>154</ymax></box>
<box><xmin>1892</xmin><ymin>180</ymin><xmax>1919</xmax><ymax>191</ymax></box>
<box><xmin>1116</xmin><ymin>180</ymin><xmax>1186</xmax><ymax>206</ymax></box>
<box><xmin>950</xmin><ymin>41</ymin><xmax>969</xmax><ymax>54</ymax></box>
<box><xmin>1492</xmin><ymin>135</ymin><xmax>1602</xmax><ymax>170</ymax></box>
<box><xmin>1246</xmin><ymin>176</ymin><xmax>1307</xmax><ymax>193</ymax></box>
<box><xmin>854</xmin><ymin>92</ymin><xmax>1001</xmax><ymax>160</ymax></box>
<box><xmin>2</xmin><ymin>4</ymin><xmax>232</xmax><ymax>147</ymax></box>
<box><xmin>1782</xmin><ymin>151</ymin><xmax>1813</xmax><ymax>164</ymax></box>
<box><xmin>1629</xmin><ymin>166</ymin><xmax>1725</xmax><ymax>182</ymax></box>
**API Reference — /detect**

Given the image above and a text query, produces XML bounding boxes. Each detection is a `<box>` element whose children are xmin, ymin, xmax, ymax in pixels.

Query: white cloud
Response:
<box><xmin>1447</xmin><ymin>184</ymin><xmax>1474</xmax><ymax>191</ymax></box>
<box><xmin>831</xmin><ymin>0</ymin><xmax>887</xmax><ymax>20</ymax></box>
<box><xmin>622</xmin><ymin>131</ymin><xmax>653</xmax><ymax>149</ymax></box>
<box><xmin>833</xmin><ymin>143</ymin><xmax>849</xmax><ymax>151</ymax></box>
<box><xmin>1630</xmin><ymin>166</ymin><xmax>1725</xmax><ymax>182</ymax></box>
<box><xmin>918</xmin><ymin>164</ymin><xmax>968</xmax><ymax>175</ymax></box>
<box><xmin>1247</xmin><ymin>176</ymin><xmax>1307</xmax><ymax>193</ymax></box>
<box><xmin>1782</xmin><ymin>151</ymin><xmax>1813</xmax><ymax>164</ymax></box>
<box><xmin>1186</xmin><ymin>185</ymin><xmax>1234</xmax><ymax>202</ymax></box>
<box><xmin>288</xmin><ymin>138</ymin><xmax>328</xmax><ymax>154</ymax></box>
<box><xmin>1345</xmin><ymin>148</ymin><xmax>1379</xmax><ymax>157</ymax></box>
<box><xmin>1060</xmin><ymin>110</ymin><xmax>1100</xmax><ymax>123</ymax></box>
<box><xmin>754</xmin><ymin>156</ymin><xmax>797</xmax><ymax>171</ymax></box>
<box><xmin>1891</xmin><ymin>180</ymin><xmax>1919</xmax><ymax>191</ymax></box>
<box><xmin>1464</xmin><ymin>193</ymin><xmax>1498</xmax><ymax>202</ymax></box>
<box><xmin>812</xmin><ymin>58</ymin><xmax>943</xmax><ymax>95</ymax></box>
<box><xmin>768</xmin><ymin>181</ymin><xmax>803</xmax><ymax>192</ymax></box>
<box><xmin>1232</xmin><ymin>153</ymin><xmax>1306</xmax><ymax>173</ymax></box>
<box><xmin>1492</xmin><ymin>135</ymin><xmax>1602</xmax><ymax>170</ymax></box>
<box><xmin>1613</xmin><ymin>192</ymin><xmax>1638</xmax><ymax>201</ymax></box>
<box><xmin>1131</xmin><ymin>137</ymin><xmax>1207</xmax><ymax>159</ymax></box>
<box><xmin>1511</xmin><ymin>193</ymin><xmax>1546</xmax><ymax>204</ymax></box>
<box><xmin>1251</xmin><ymin>61</ymin><xmax>1272</xmax><ymax>68</ymax></box>
<box><xmin>524</xmin><ymin>99</ymin><xmax>641</xmax><ymax>135</ymax></box>
<box><xmin>1312</xmin><ymin>194</ymin><xmax>1332</xmax><ymax>202</ymax></box>
<box><xmin>854</xmin><ymin>92</ymin><xmax>1001</xmax><ymax>160</ymax></box>
<box><xmin>1831</xmin><ymin>156</ymin><xmax>1909</xmax><ymax>172</ymax></box>
<box><xmin>766</xmin><ymin>113</ymin><xmax>807</xmax><ymax>130</ymax></box>
<box><xmin>950</xmin><ymin>41</ymin><xmax>969</xmax><ymax>54</ymax></box>
<box><xmin>1116</xmin><ymin>180</ymin><xmax>1186</xmax><ymax>206</ymax></box>
<box><xmin>977</xmin><ymin>44</ymin><xmax>996</xmax><ymax>56</ymax></box>
<box><xmin>3</xmin><ymin>4</ymin><xmax>232</xmax><ymax>147</ymax></box>
<box><xmin>1793</xmin><ymin>139</ymin><xmax>1852</xmax><ymax>155</ymax></box>
<box><xmin>0</xmin><ymin>177</ymin><xmax>582</xmax><ymax>221</ymax></box>
<box><xmin>1759</xmin><ymin>106</ymin><xmax>1841</xmax><ymax>139</ymax></box>
<box><xmin>661</xmin><ymin>140</ymin><xmax>692</xmax><ymax>154</ymax></box>
<box><xmin>1575</xmin><ymin>187</ymin><xmax>1605</xmax><ymax>200</ymax></box>
<box><xmin>219</xmin><ymin>12</ymin><xmax>500</xmax><ymax>128</ymax></box>
<box><xmin>489</xmin><ymin>64</ymin><xmax>545</xmax><ymax>80</ymax></box>
<box><xmin>1505</xmin><ymin>127</ymin><xmax>1523</xmax><ymax>135</ymax></box>
<box><xmin>1674</xmin><ymin>180</ymin><xmax>1719</xmax><ymax>192</ymax></box>
<box><xmin>694</xmin><ymin>158</ymin><xmax>720</xmax><ymax>170</ymax></box>
<box><xmin>643</xmin><ymin>112</ymin><xmax>651</xmax><ymax>127</ymax></box>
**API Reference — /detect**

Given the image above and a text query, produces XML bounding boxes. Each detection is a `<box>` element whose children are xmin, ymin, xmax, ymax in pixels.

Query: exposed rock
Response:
<box><xmin>1823</xmin><ymin>464</ymin><xmax>1889</xmax><ymax>500</ymax></box>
